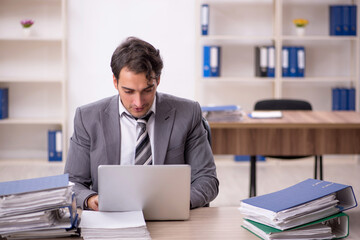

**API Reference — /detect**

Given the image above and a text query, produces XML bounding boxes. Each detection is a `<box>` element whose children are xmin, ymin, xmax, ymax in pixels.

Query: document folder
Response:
<box><xmin>239</xmin><ymin>179</ymin><xmax>357</xmax><ymax>230</ymax></box>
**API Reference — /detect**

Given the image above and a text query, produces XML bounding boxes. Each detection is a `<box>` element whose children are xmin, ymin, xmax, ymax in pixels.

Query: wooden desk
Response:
<box><xmin>210</xmin><ymin>111</ymin><xmax>360</xmax><ymax>156</ymax></box>
<box><xmin>209</xmin><ymin>111</ymin><xmax>360</xmax><ymax>196</ymax></box>
<box><xmin>147</xmin><ymin>207</ymin><xmax>252</xmax><ymax>239</ymax></box>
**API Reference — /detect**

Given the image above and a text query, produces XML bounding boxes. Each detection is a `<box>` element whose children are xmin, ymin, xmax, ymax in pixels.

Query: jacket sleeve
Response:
<box><xmin>64</xmin><ymin>107</ymin><xmax>97</xmax><ymax>209</ymax></box>
<box><xmin>186</xmin><ymin>102</ymin><xmax>219</xmax><ymax>208</ymax></box>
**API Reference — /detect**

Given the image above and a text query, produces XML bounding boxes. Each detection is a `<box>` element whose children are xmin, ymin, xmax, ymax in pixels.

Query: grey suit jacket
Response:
<box><xmin>64</xmin><ymin>92</ymin><xmax>219</xmax><ymax>209</ymax></box>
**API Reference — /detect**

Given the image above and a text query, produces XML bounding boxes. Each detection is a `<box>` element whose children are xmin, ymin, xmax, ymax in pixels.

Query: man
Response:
<box><xmin>64</xmin><ymin>37</ymin><xmax>219</xmax><ymax>211</ymax></box>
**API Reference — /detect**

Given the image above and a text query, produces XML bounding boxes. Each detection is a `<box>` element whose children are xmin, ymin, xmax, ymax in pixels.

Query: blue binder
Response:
<box><xmin>201</xmin><ymin>4</ymin><xmax>209</xmax><ymax>35</ymax></box>
<box><xmin>348</xmin><ymin>87</ymin><xmax>356</xmax><ymax>110</ymax></box>
<box><xmin>267</xmin><ymin>46</ymin><xmax>275</xmax><ymax>78</ymax></box>
<box><xmin>201</xmin><ymin>105</ymin><xmax>239</xmax><ymax>112</ymax></box>
<box><xmin>288</xmin><ymin>47</ymin><xmax>298</xmax><ymax>77</ymax></box>
<box><xmin>203</xmin><ymin>45</ymin><xmax>220</xmax><ymax>77</ymax></box>
<box><xmin>350</xmin><ymin>5</ymin><xmax>357</xmax><ymax>36</ymax></box>
<box><xmin>342</xmin><ymin>5</ymin><xmax>351</xmax><ymax>35</ymax></box>
<box><xmin>0</xmin><ymin>174</ymin><xmax>69</xmax><ymax>196</ymax></box>
<box><xmin>48</xmin><ymin>130</ymin><xmax>62</xmax><ymax>161</ymax></box>
<box><xmin>282</xmin><ymin>46</ymin><xmax>290</xmax><ymax>77</ymax></box>
<box><xmin>0</xmin><ymin>88</ymin><xmax>9</xmax><ymax>119</ymax></box>
<box><xmin>330</xmin><ymin>5</ymin><xmax>343</xmax><ymax>35</ymax></box>
<box><xmin>296</xmin><ymin>46</ymin><xmax>305</xmax><ymax>77</ymax></box>
<box><xmin>332</xmin><ymin>87</ymin><xmax>340</xmax><ymax>111</ymax></box>
<box><xmin>339</xmin><ymin>88</ymin><xmax>348</xmax><ymax>110</ymax></box>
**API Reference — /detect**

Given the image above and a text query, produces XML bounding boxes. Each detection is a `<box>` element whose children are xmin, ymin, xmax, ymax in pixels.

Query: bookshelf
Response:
<box><xmin>0</xmin><ymin>0</ymin><xmax>67</xmax><ymax>162</ymax></box>
<box><xmin>195</xmin><ymin>0</ymin><xmax>359</xmax><ymax>112</ymax></box>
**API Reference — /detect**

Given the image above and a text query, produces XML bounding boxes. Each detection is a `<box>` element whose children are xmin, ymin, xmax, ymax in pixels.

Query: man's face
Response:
<box><xmin>113</xmin><ymin>67</ymin><xmax>159</xmax><ymax>119</ymax></box>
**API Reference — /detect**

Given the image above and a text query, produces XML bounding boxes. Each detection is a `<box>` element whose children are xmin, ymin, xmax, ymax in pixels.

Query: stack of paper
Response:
<box><xmin>201</xmin><ymin>105</ymin><xmax>244</xmax><ymax>122</ymax></box>
<box><xmin>0</xmin><ymin>174</ymin><xmax>80</xmax><ymax>239</ymax></box>
<box><xmin>79</xmin><ymin>210</ymin><xmax>151</xmax><ymax>240</ymax></box>
<box><xmin>249</xmin><ymin>111</ymin><xmax>282</xmax><ymax>119</ymax></box>
<box><xmin>239</xmin><ymin>178</ymin><xmax>357</xmax><ymax>239</ymax></box>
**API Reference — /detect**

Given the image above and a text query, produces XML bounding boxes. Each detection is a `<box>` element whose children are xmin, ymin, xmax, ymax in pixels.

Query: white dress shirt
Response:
<box><xmin>118</xmin><ymin>96</ymin><xmax>156</xmax><ymax>165</ymax></box>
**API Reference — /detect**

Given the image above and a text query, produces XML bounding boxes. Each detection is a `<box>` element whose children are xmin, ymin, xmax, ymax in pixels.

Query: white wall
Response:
<box><xmin>67</xmin><ymin>0</ymin><xmax>195</xmax><ymax>137</ymax></box>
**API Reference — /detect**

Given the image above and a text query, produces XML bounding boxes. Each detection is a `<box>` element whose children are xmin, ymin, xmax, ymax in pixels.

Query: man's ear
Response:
<box><xmin>156</xmin><ymin>76</ymin><xmax>160</xmax><ymax>86</ymax></box>
<box><xmin>113</xmin><ymin>75</ymin><xmax>118</xmax><ymax>89</ymax></box>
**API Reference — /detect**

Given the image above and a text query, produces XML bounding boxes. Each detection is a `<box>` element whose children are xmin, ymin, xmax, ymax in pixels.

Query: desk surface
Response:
<box><xmin>209</xmin><ymin>111</ymin><xmax>360</xmax><ymax>155</ymax></box>
<box><xmin>210</xmin><ymin>111</ymin><xmax>360</xmax><ymax>129</ymax></box>
<box><xmin>147</xmin><ymin>206</ymin><xmax>252</xmax><ymax>239</ymax></box>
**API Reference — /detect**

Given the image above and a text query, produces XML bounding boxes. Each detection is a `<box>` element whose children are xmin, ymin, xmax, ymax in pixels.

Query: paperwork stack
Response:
<box><xmin>0</xmin><ymin>174</ymin><xmax>79</xmax><ymax>239</ymax></box>
<box><xmin>201</xmin><ymin>105</ymin><xmax>244</xmax><ymax>122</ymax></box>
<box><xmin>79</xmin><ymin>210</ymin><xmax>151</xmax><ymax>240</ymax></box>
<box><xmin>239</xmin><ymin>178</ymin><xmax>357</xmax><ymax>239</ymax></box>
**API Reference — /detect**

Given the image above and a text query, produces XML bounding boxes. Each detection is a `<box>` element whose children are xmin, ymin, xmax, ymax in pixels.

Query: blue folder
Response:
<box><xmin>241</xmin><ymin>178</ymin><xmax>357</xmax><ymax>213</ymax></box>
<box><xmin>0</xmin><ymin>174</ymin><xmax>69</xmax><ymax>196</ymax></box>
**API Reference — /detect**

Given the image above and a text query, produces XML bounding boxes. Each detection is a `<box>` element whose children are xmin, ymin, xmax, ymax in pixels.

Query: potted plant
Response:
<box><xmin>293</xmin><ymin>18</ymin><xmax>309</xmax><ymax>36</ymax></box>
<box><xmin>20</xmin><ymin>19</ymin><xmax>34</xmax><ymax>37</ymax></box>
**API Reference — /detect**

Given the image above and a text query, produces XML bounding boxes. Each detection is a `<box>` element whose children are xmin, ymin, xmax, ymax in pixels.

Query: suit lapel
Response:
<box><xmin>101</xmin><ymin>95</ymin><xmax>121</xmax><ymax>165</ymax></box>
<box><xmin>154</xmin><ymin>93</ymin><xmax>175</xmax><ymax>165</ymax></box>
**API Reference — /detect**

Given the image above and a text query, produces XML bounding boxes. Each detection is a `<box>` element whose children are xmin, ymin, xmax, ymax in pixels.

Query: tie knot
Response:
<box><xmin>137</xmin><ymin>112</ymin><xmax>153</xmax><ymax>124</ymax></box>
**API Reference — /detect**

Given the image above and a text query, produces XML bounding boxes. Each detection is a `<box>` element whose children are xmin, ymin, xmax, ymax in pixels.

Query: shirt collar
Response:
<box><xmin>118</xmin><ymin>95</ymin><xmax>156</xmax><ymax>118</ymax></box>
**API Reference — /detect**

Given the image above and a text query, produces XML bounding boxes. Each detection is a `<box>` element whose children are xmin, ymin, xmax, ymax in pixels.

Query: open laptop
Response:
<box><xmin>98</xmin><ymin>165</ymin><xmax>191</xmax><ymax>220</ymax></box>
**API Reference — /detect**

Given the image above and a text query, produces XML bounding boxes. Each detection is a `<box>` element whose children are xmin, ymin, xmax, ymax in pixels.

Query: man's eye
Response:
<box><xmin>145</xmin><ymin>88</ymin><xmax>153</xmax><ymax>93</ymax></box>
<box><xmin>124</xmin><ymin>91</ymin><xmax>133</xmax><ymax>94</ymax></box>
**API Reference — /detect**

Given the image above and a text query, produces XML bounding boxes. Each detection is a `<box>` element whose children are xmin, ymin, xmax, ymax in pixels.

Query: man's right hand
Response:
<box><xmin>87</xmin><ymin>195</ymin><xmax>99</xmax><ymax>211</ymax></box>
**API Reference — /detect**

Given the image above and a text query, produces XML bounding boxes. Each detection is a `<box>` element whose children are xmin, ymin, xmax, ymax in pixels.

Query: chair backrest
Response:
<box><xmin>254</xmin><ymin>99</ymin><xmax>312</xmax><ymax>111</ymax></box>
<box><xmin>202</xmin><ymin>116</ymin><xmax>212</xmax><ymax>147</ymax></box>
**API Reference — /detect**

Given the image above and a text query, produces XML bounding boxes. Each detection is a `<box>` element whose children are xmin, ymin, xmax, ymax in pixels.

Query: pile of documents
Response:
<box><xmin>201</xmin><ymin>105</ymin><xmax>244</xmax><ymax>122</ymax></box>
<box><xmin>79</xmin><ymin>210</ymin><xmax>151</xmax><ymax>240</ymax></box>
<box><xmin>239</xmin><ymin>178</ymin><xmax>357</xmax><ymax>240</ymax></box>
<box><xmin>0</xmin><ymin>174</ymin><xmax>79</xmax><ymax>239</ymax></box>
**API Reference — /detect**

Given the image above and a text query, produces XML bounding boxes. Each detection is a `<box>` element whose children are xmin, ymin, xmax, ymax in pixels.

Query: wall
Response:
<box><xmin>67</xmin><ymin>0</ymin><xmax>196</xmax><ymax>138</ymax></box>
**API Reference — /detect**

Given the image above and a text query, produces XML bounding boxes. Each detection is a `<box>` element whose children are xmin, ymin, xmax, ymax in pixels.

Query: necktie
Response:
<box><xmin>135</xmin><ymin>113</ymin><xmax>152</xmax><ymax>165</ymax></box>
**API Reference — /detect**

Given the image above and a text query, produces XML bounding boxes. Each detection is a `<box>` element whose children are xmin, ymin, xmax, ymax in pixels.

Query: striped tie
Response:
<box><xmin>135</xmin><ymin>113</ymin><xmax>152</xmax><ymax>165</ymax></box>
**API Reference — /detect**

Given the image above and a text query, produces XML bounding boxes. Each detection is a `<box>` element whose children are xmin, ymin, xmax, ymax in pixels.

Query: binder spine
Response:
<box><xmin>267</xmin><ymin>46</ymin><xmax>275</xmax><ymax>78</ymax></box>
<box><xmin>288</xmin><ymin>47</ymin><xmax>298</xmax><ymax>77</ymax></box>
<box><xmin>282</xmin><ymin>46</ymin><xmax>289</xmax><ymax>77</ymax></box>
<box><xmin>348</xmin><ymin>87</ymin><xmax>356</xmax><ymax>111</ymax></box>
<box><xmin>330</xmin><ymin>6</ymin><xmax>344</xmax><ymax>35</ymax></box>
<box><xmin>48</xmin><ymin>130</ymin><xmax>62</xmax><ymax>161</ymax></box>
<box><xmin>332</xmin><ymin>87</ymin><xmax>340</xmax><ymax>111</ymax></box>
<box><xmin>0</xmin><ymin>88</ymin><xmax>9</xmax><ymax>119</ymax></box>
<box><xmin>297</xmin><ymin>46</ymin><xmax>305</xmax><ymax>77</ymax></box>
<box><xmin>201</xmin><ymin>4</ymin><xmax>209</xmax><ymax>35</ymax></box>
<box><xmin>350</xmin><ymin>5</ymin><xmax>357</xmax><ymax>36</ymax></box>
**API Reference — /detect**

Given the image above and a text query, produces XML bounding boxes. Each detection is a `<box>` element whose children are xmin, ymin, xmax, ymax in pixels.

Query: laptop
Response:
<box><xmin>98</xmin><ymin>165</ymin><xmax>191</xmax><ymax>220</ymax></box>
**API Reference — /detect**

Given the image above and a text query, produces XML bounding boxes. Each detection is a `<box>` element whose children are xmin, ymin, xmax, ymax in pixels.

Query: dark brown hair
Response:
<box><xmin>110</xmin><ymin>37</ymin><xmax>163</xmax><ymax>83</ymax></box>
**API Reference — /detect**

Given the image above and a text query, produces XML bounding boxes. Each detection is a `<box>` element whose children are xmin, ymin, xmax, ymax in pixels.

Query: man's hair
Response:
<box><xmin>111</xmin><ymin>37</ymin><xmax>163</xmax><ymax>83</ymax></box>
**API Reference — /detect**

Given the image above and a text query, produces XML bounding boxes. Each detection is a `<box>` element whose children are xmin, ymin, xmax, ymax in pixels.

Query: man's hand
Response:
<box><xmin>87</xmin><ymin>195</ymin><xmax>99</xmax><ymax>211</ymax></box>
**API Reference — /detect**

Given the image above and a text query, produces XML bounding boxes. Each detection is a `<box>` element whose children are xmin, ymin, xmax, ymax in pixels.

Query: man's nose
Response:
<box><xmin>133</xmin><ymin>93</ymin><xmax>142</xmax><ymax>106</ymax></box>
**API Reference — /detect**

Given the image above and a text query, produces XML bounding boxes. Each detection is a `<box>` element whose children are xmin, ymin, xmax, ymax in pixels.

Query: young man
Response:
<box><xmin>64</xmin><ymin>37</ymin><xmax>219</xmax><ymax>210</ymax></box>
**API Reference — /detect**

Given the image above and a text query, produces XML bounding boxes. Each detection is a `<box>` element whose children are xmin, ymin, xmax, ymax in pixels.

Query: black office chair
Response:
<box><xmin>249</xmin><ymin>99</ymin><xmax>323</xmax><ymax>197</ymax></box>
<box><xmin>201</xmin><ymin>116</ymin><xmax>212</xmax><ymax>207</ymax></box>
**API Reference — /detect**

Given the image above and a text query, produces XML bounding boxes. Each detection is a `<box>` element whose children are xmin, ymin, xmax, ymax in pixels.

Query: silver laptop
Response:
<box><xmin>98</xmin><ymin>165</ymin><xmax>191</xmax><ymax>220</ymax></box>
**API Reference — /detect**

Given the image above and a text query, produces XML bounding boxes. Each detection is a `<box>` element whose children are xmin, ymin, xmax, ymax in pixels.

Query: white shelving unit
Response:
<box><xmin>195</xmin><ymin>0</ymin><xmax>359</xmax><ymax>112</ymax></box>
<box><xmin>0</xmin><ymin>0</ymin><xmax>67</xmax><ymax>161</ymax></box>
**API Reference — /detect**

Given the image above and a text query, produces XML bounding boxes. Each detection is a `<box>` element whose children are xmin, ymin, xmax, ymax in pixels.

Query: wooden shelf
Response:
<box><xmin>195</xmin><ymin>0</ymin><xmax>359</xmax><ymax>111</ymax></box>
<box><xmin>0</xmin><ymin>118</ymin><xmax>63</xmax><ymax>125</ymax></box>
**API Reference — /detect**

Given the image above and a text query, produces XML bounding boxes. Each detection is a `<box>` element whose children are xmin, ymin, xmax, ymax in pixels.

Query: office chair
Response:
<box><xmin>249</xmin><ymin>99</ymin><xmax>323</xmax><ymax>197</ymax></box>
<box><xmin>201</xmin><ymin>116</ymin><xmax>212</xmax><ymax>207</ymax></box>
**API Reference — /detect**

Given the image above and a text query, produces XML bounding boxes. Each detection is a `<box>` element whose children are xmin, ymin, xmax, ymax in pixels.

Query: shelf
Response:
<box><xmin>201</xmin><ymin>77</ymin><xmax>274</xmax><ymax>82</ymax></box>
<box><xmin>196</xmin><ymin>0</ymin><xmax>359</xmax><ymax>111</ymax></box>
<box><xmin>0</xmin><ymin>37</ymin><xmax>63</xmax><ymax>42</ymax></box>
<box><xmin>0</xmin><ymin>118</ymin><xmax>63</xmax><ymax>125</ymax></box>
<box><xmin>282</xmin><ymin>35</ymin><xmax>359</xmax><ymax>41</ymax></box>
<box><xmin>0</xmin><ymin>77</ymin><xmax>63</xmax><ymax>83</ymax></box>
<box><xmin>282</xmin><ymin>77</ymin><xmax>356</xmax><ymax>83</ymax></box>
<box><xmin>200</xmin><ymin>35</ymin><xmax>275</xmax><ymax>41</ymax></box>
